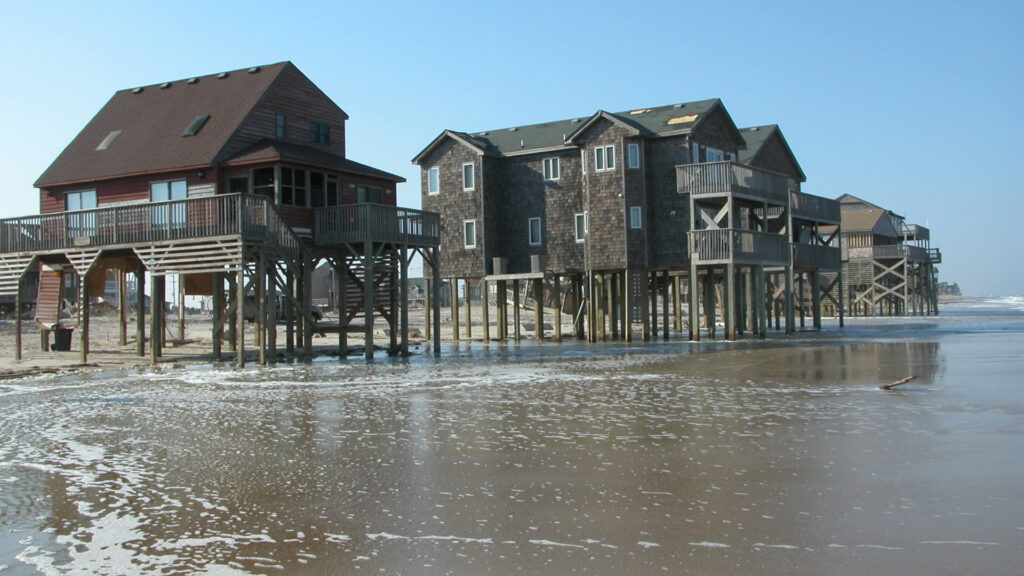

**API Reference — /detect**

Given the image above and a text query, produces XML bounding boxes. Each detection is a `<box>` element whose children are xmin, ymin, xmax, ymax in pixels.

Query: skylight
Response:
<box><xmin>96</xmin><ymin>130</ymin><xmax>121</xmax><ymax>151</ymax></box>
<box><xmin>182</xmin><ymin>115</ymin><xmax>210</xmax><ymax>137</ymax></box>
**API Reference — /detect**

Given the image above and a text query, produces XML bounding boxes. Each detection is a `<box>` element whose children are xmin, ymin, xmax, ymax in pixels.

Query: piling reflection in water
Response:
<box><xmin>1</xmin><ymin>313</ymin><xmax>1021</xmax><ymax>575</ymax></box>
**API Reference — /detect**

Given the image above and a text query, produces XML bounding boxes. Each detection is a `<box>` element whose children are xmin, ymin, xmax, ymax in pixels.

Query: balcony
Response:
<box><xmin>0</xmin><ymin>194</ymin><xmax>301</xmax><ymax>256</ymax></box>
<box><xmin>677</xmin><ymin>161</ymin><xmax>792</xmax><ymax>205</ymax></box>
<box><xmin>928</xmin><ymin>248</ymin><xmax>942</xmax><ymax>264</ymax></box>
<box><xmin>900</xmin><ymin>223</ymin><xmax>930</xmax><ymax>242</ymax></box>
<box><xmin>790</xmin><ymin>191</ymin><xmax>841</xmax><ymax>224</ymax></box>
<box><xmin>314</xmin><ymin>204</ymin><xmax>440</xmax><ymax>247</ymax></box>
<box><xmin>689</xmin><ymin>229</ymin><xmax>790</xmax><ymax>266</ymax></box>
<box><xmin>872</xmin><ymin>244</ymin><xmax>929</xmax><ymax>262</ymax></box>
<box><xmin>793</xmin><ymin>243</ymin><xmax>841</xmax><ymax>270</ymax></box>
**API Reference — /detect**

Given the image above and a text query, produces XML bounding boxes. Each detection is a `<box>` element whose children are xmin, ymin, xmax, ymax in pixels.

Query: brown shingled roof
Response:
<box><xmin>35</xmin><ymin>62</ymin><xmax>292</xmax><ymax>188</ymax></box>
<box><xmin>226</xmin><ymin>140</ymin><xmax>404</xmax><ymax>182</ymax></box>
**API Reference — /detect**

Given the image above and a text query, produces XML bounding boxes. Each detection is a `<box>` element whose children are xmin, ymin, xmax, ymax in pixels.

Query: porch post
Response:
<box><xmin>136</xmin><ymin>267</ymin><xmax>146</xmax><ymax>357</ymax></box>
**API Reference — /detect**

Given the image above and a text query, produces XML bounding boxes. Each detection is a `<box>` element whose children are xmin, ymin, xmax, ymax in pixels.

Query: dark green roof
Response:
<box><xmin>416</xmin><ymin>99</ymin><xmax>724</xmax><ymax>162</ymax></box>
<box><xmin>737</xmin><ymin>125</ymin><xmax>777</xmax><ymax>164</ymax></box>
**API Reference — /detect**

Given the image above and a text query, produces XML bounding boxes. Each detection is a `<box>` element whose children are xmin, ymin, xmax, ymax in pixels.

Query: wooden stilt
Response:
<box><xmin>118</xmin><ymin>270</ymin><xmax>127</xmax><ymax>346</ymax></box>
<box><xmin>400</xmin><ymin>247</ymin><xmax>409</xmax><ymax>356</ymax></box>
<box><xmin>303</xmin><ymin>256</ymin><xmax>313</xmax><ymax>358</ymax></box>
<box><xmin>451</xmin><ymin>278</ymin><xmax>460</xmax><ymax>341</ymax></box>
<box><xmin>481</xmin><ymin>278</ymin><xmax>489</xmax><ymax>342</ymax></box>
<box><xmin>285</xmin><ymin>270</ymin><xmax>294</xmax><ymax>356</ymax></box>
<box><xmin>552</xmin><ymin>275</ymin><xmax>561</xmax><ymax>342</ymax></box>
<box><xmin>689</xmin><ymin>262</ymin><xmax>700</xmax><ymax>341</ymax></box>
<box><xmin>662</xmin><ymin>271</ymin><xmax>670</xmax><ymax>340</ymax></box>
<box><xmin>574</xmin><ymin>275</ymin><xmax>584</xmax><ymax>340</ymax></box>
<box><xmin>15</xmin><ymin>278</ymin><xmax>22</xmax><ymax>360</ymax></box>
<box><xmin>362</xmin><ymin>248</ymin><xmax>373</xmax><ymax>360</ymax></box>
<box><xmin>534</xmin><ymin>277</ymin><xmax>544</xmax><ymax>342</ymax></box>
<box><xmin>431</xmin><ymin>248</ymin><xmax>441</xmax><ymax>357</ymax></box>
<box><xmin>756</xmin><ymin>266</ymin><xmax>767</xmax><ymax>339</ymax></box>
<box><xmin>151</xmin><ymin>274</ymin><xmax>162</xmax><ymax>364</ymax></box>
<box><xmin>235</xmin><ymin>267</ymin><xmax>245</xmax><ymax>367</ymax></box>
<box><xmin>424</xmin><ymin>276</ymin><xmax>431</xmax><ymax>342</ymax></box>
<box><xmin>812</xmin><ymin>271</ymin><xmax>822</xmax><ymax>330</ymax></box>
<box><xmin>339</xmin><ymin>258</ymin><xmax>348</xmax><ymax>357</ymax></box>
<box><xmin>177</xmin><ymin>273</ymin><xmax>186</xmax><ymax>342</ymax></box>
<box><xmin>268</xmin><ymin>262</ymin><xmax>278</xmax><ymax>364</ymax></box>
<box><xmin>673</xmin><ymin>276</ymin><xmax>682</xmax><ymax>333</ymax></box>
<box><xmin>464</xmin><ymin>277</ymin><xmax>472</xmax><ymax>340</ymax></box>
<box><xmin>257</xmin><ymin>254</ymin><xmax>267</xmax><ymax>366</ymax></box>
<box><xmin>725</xmin><ymin>263</ymin><xmax>736</xmax><ymax>341</ymax></box>
<box><xmin>212</xmin><ymin>272</ymin><xmax>223</xmax><ymax>360</ymax></box>
<box><xmin>136</xmin><ymin>267</ymin><xmax>146</xmax><ymax>357</ymax></box>
<box><xmin>79</xmin><ymin>270</ymin><xmax>89</xmax><ymax>362</ymax></box>
<box><xmin>785</xmin><ymin>265</ymin><xmax>795</xmax><ymax>334</ymax></box>
<box><xmin>513</xmin><ymin>279</ymin><xmax>521</xmax><ymax>342</ymax></box>
<box><xmin>390</xmin><ymin>251</ymin><xmax>399</xmax><ymax>353</ymax></box>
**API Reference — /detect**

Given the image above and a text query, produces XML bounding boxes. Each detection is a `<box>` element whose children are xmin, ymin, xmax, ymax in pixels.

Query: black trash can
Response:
<box><xmin>52</xmin><ymin>328</ymin><xmax>72</xmax><ymax>351</ymax></box>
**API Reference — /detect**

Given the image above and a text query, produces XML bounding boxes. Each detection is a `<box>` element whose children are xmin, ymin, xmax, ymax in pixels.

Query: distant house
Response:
<box><xmin>414</xmin><ymin>101</ymin><xmax>841</xmax><ymax>341</ymax></box>
<box><xmin>1</xmin><ymin>62</ymin><xmax>440</xmax><ymax>363</ymax></box>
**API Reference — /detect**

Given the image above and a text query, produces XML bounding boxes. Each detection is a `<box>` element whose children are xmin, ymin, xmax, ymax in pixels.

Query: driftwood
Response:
<box><xmin>880</xmin><ymin>375</ymin><xmax>917</xmax><ymax>390</ymax></box>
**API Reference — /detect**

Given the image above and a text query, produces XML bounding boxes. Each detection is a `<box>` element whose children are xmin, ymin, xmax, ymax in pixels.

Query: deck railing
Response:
<box><xmin>873</xmin><ymin>244</ymin><xmax>928</xmax><ymax>262</ymax></box>
<box><xmin>0</xmin><ymin>194</ymin><xmax>301</xmax><ymax>256</ymax></box>
<box><xmin>689</xmin><ymin>229</ymin><xmax>790</xmax><ymax>266</ymax></box>
<box><xmin>677</xmin><ymin>161</ymin><xmax>792</xmax><ymax>205</ymax></box>
<box><xmin>314</xmin><ymin>203</ymin><xmax>440</xmax><ymax>247</ymax></box>
<box><xmin>790</xmin><ymin>191</ymin><xmax>841</xmax><ymax>224</ymax></box>
<box><xmin>793</xmin><ymin>243</ymin><xmax>842</xmax><ymax>270</ymax></box>
<box><xmin>927</xmin><ymin>248</ymin><xmax>942</xmax><ymax>264</ymax></box>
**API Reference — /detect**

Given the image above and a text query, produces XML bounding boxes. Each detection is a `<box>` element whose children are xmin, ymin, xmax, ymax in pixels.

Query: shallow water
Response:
<box><xmin>1</xmin><ymin>299</ymin><xmax>1022</xmax><ymax>575</ymax></box>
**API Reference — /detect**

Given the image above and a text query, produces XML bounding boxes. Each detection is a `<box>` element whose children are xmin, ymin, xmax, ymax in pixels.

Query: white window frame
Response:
<box><xmin>706</xmin><ymin>147</ymin><xmax>724</xmax><ymax>163</ymax></box>
<box><xmin>463</xmin><ymin>219</ymin><xmax>477</xmax><ymax>248</ymax></box>
<box><xmin>630</xmin><ymin>206</ymin><xmax>643</xmax><ymax>230</ymax></box>
<box><xmin>574</xmin><ymin>212</ymin><xmax>587</xmax><ymax>243</ymax></box>
<box><xmin>462</xmin><ymin>163</ymin><xmax>475</xmax><ymax>191</ymax></box>
<box><xmin>528</xmin><ymin>217</ymin><xmax>542</xmax><ymax>246</ymax></box>
<box><xmin>65</xmin><ymin>189</ymin><xmax>98</xmax><ymax>237</ymax></box>
<box><xmin>594</xmin><ymin>144</ymin><xmax>615</xmax><ymax>172</ymax></box>
<box><xmin>543</xmin><ymin>157</ymin><xmax>560</xmax><ymax>181</ymax></box>
<box><xmin>627</xmin><ymin>143</ymin><xmax>640</xmax><ymax>169</ymax></box>
<box><xmin>427</xmin><ymin>167</ymin><xmax>439</xmax><ymax>195</ymax></box>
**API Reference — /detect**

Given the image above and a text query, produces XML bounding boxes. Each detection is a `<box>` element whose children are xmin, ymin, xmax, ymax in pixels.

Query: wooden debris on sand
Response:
<box><xmin>880</xmin><ymin>375</ymin><xmax>917</xmax><ymax>390</ymax></box>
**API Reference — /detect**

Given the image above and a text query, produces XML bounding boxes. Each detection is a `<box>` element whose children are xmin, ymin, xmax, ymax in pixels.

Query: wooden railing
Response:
<box><xmin>793</xmin><ymin>243</ymin><xmax>841</xmax><ymax>270</ymax></box>
<box><xmin>873</xmin><ymin>244</ymin><xmax>928</xmax><ymax>262</ymax></box>
<box><xmin>900</xmin><ymin>223</ymin><xmax>930</xmax><ymax>242</ymax></box>
<box><xmin>689</xmin><ymin>229</ymin><xmax>790</xmax><ymax>265</ymax></box>
<box><xmin>790</xmin><ymin>191</ymin><xmax>840</xmax><ymax>224</ymax></box>
<box><xmin>677</xmin><ymin>161</ymin><xmax>791</xmax><ymax>205</ymax></box>
<box><xmin>0</xmin><ymin>194</ymin><xmax>302</xmax><ymax>256</ymax></box>
<box><xmin>928</xmin><ymin>248</ymin><xmax>942</xmax><ymax>264</ymax></box>
<box><xmin>314</xmin><ymin>203</ymin><xmax>440</xmax><ymax>247</ymax></box>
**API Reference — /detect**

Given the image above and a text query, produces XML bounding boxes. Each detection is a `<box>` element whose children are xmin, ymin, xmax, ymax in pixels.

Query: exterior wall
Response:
<box><xmin>690</xmin><ymin>105</ymin><xmax>741</xmax><ymax>160</ymax></box>
<box><xmin>220</xmin><ymin>64</ymin><xmax>348</xmax><ymax>162</ymax></box>
<box><xmin>645</xmin><ymin>135</ymin><xmax>692</xmax><ymax>269</ymax></box>
<box><xmin>488</xmin><ymin>149</ymin><xmax>584</xmax><ymax>275</ymax></box>
<box><xmin>420</xmin><ymin>139</ymin><xmax>485</xmax><ymax>278</ymax></box>
<box><xmin>578</xmin><ymin>119</ymin><xmax>630</xmax><ymax>271</ymax></box>
<box><xmin>42</xmin><ymin>170</ymin><xmax>213</xmax><ymax>214</ymax></box>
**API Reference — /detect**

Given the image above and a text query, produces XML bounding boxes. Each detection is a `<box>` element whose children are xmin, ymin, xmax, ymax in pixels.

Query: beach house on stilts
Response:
<box><xmin>414</xmin><ymin>101</ymin><xmax>842</xmax><ymax>343</ymax></box>
<box><xmin>0</xmin><ymin>62</ymin><xmax>440</xmax><ymax>365</ymax></box>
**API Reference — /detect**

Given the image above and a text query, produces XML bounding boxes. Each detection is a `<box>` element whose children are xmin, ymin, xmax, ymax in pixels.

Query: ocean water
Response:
<box><xmin>1</xmin><ymin>298</ymin><xmax>1022</xmax><ymax>575</ymax></box>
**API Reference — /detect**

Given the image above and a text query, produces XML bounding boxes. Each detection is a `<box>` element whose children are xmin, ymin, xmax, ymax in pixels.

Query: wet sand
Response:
<box><xmin>1</xmin><ymin>300</ymin><xmax>1022</xmax><ymax>574</ymax></box>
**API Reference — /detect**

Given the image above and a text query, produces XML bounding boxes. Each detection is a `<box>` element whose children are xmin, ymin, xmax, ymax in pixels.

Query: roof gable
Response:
<box><xmin>738</xmin><ymin>125</ymin><xmax>806</xmax><ymax>182</ymax></box>
<box><xmin>36</xmin><ymin>62</ymin><xmax>291</xmax><ymax>188</ymax></box>
<box><xmin>411</xmin><ymin>130</ymin><xmax>490</xmax><ymax>165</ymax></box>
<box><xmin>565</xmin><ymin>110</ymin><xmax>642</xmax><ymax>144</ymax></box>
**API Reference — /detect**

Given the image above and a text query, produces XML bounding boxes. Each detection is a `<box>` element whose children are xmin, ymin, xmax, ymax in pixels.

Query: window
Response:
<box><xmin>253</xmin><ymin>168</ymin><xmax>275</xmax><ymax>199</ymax></box>
<box><xmin>150</xmin><ymin>180</ymin><xmax>187</xmax><ymax>229</ymax></box>
<box><xmin>543</xmin><ymin>157</ymin><xmax>560</xmax><ymax>181</ymax></box>
<box><xmin>630</xmin><ymin>206</ymin><xmax>643</xmax><ymax>230</ymax></box>
<box><xmin>528</xmin><ymin>217</ymin><xmax>542</xmax><ymax>246</ymax></box>
<box><xmin>463</xmin><ymin>163</ymin><xmax>475</xmax><ymax>191</ymax></box>
<box><xmin>627</xmin><ymin>143</ymin><xmax>640</xmax><ymax>169</ymax></box>
<box><xmin>594</xmin><ymin>145</ymin><xmax>615</xmax><ymax>172</ymax></box>
<box><xmin>310</xmin><ymin>121</ymin><xmax>330</xmax><ymax>145</ymax></box>
<box><xmin>281</xmin><ymin>167</ymin><xmax>307</xmax><ymax>206</ymax></box>
<box><xmin>706</xmin><ymin>147</ymin><xmax>724</xmax><ymax>163</ymax></box>
<box><xmin>575</xmin><ymin>212</ymin><xmax>587</xmax><ymax>242</ymax></box>
<box><xmin>691</xmin><ymin>142</ymin><xmax>700</xmax><ymax>164</ymax></box>
<box><xmin>427</xmin><ymin>167</ymin><xmax>439</xmax><ymax>195</ymax></box>
<box><xmin>229</xmin><ymin>177</ymin><xmax>248</xmax><ymax>193</ymax></box>
<box><xmin>357</xmin><ymin>185</ymin><xmax>383</xmax><ymax>204</ymax></box>
<box><xmin>310</xmin><ymin>172</ymin><xmax>325</xmax><ymax>207</ymax></box>
<box><xmin>65</xmin><ymin>189</ymin><xmax>97</xmax><ymax>237</ymax></box>
<box><xmin>276</xmin><ymin>114</ymin><xmax>287</xmax><ymax>140</ymax></box>
<box><xmin>464</xmin><ymin>220</ymin><xmax>477</xmax><ymax>248</ymax></box>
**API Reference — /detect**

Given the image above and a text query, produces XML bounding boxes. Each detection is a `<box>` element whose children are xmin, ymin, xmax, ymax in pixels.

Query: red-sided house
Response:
<box><xmin>1</xmin><ymin>62</ymin><xmax>440</xmax><ymax>364</ymax></box>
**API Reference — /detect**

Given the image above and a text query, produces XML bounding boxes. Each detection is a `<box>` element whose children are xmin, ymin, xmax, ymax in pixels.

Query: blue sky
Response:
<box><xmin>1</xmin><ymin>0</ymin><xmax>1020</xmax><ymax>295</ymax></box>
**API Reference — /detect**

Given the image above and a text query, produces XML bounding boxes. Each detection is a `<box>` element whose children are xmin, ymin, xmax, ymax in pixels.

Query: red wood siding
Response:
<box><xmin>41</xmin><ymin>170</ymin><xmax>211</xmax><ymax>214</ymax></box>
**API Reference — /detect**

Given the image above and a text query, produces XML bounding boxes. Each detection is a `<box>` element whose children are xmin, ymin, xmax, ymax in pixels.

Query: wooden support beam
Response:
<box><xmin>236</xmin><ymin>267</ymin><xmax>245</xmax><ymax>367</ymax></box>
<box><xmin>268</xmin><ymin>262</ymin><xmax>278</xmax><ymax>364</ymax></box>
<box><xmin>552</xmin><ymin>275</ymin><xmax>561</xmax><ymax>342</ymax></box>
<box><xmin>464</xmin><ymin>277</ymin><xmax>472</xmax><ymax>340</ymax></box>
<box><xmin>424</xmin><ymin>276</ymin><xmax>431</xmax><ymax>342</ymax></box>
<box><xmin>513</xmin><ymin>279</ymin><xmax>521</xmax><ymax>342</ymax></box>
<box><xmin>257</xmin><ymin>255</ymin><xmax>267</xmax><ymax>366</ymax></box>
<box><xmin>118</xmin><ymin>270</ymin><xmax>127</xmax><ymax>346</ymax></box>
<box><xmin>339</xmin><ymin>258</ymin><xmax>348</xmax><ymax>357</ymax></box>
<box><xmin>303</xmin><ymin>255</ymin><xmax>313</xmax><ymax>358</ymax></box>
<box><xmin>285</xmin><ymin>270</ymin><xmax>295</xmax><ymax>356</ymax></box>
<box><xmin>451</xmin><ymin>278</ymin><xmax>460</xmax><ymax>341</ymax></box>
<box><xmin>80</xmin><ymin>271</ymin><xmax>89</xmax><ymax>363</ymax></box>
<box><xmin>481</xmin><ymin>278</ymin><xmax>490</xmax><ymax>342</ymax></box>
<box><xmin>662</xmin><ymin>271</ymin><xmax>670</xmax><ymax>340</ymax></box>
<box><xmin>689</xmin><ymin>262</ymin><xmax>699</xmax><ymax>341</ymax></box>
<box><xmin>400</xmin><ymin>247</ymin><xmax>409</xmax><ymax>356</ymax></box>
<box><xmin>756</xmin><ymin>266</ymin><xmax>767</xmax><ymax>339</ymax></box>
<box><xmin>725</xmin><ymin>264</ymin><xmax>736</xmax><ymax>341</ymax></box>
<box><xmin>177</xmin><ymin>273</ymin><xmax>186</xmax><ymax>342</ymax></box>
<box><xmin>15</xmin><ymin>277</ymin><xmax>22</xmax><ymax>360</ymax></box>
<box><xmin>673</xmin><ymin>276</ymin><xmax>682</xmax><ymax>334</ymax></box>
<box><xmin>785</xmin><ymin>265</ymin><xmax>795</xmax><ymax>334</ymax></box>
<box><xmin>362</xmin><ymin>247</ymin><xmax>374</xmax><ymax>359</ymax></box>
<box><xmin>136</xmin><ymin>267</ymin><xmax>146</xmax><ymax>357</ymax></box>
<box><xmin>534</xmin><ymin>276</ymin><xmax>544</xmax><ymax>343</ymax></box>
<box><xmin>431</xmin><ymin>248</ymin><xmax>441</xmax><ymax>357</ymax></box>
<box><xmin>212</xmin><ymin>272</ymin><xmax>222</xmax><ymax>360</ymax></box>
